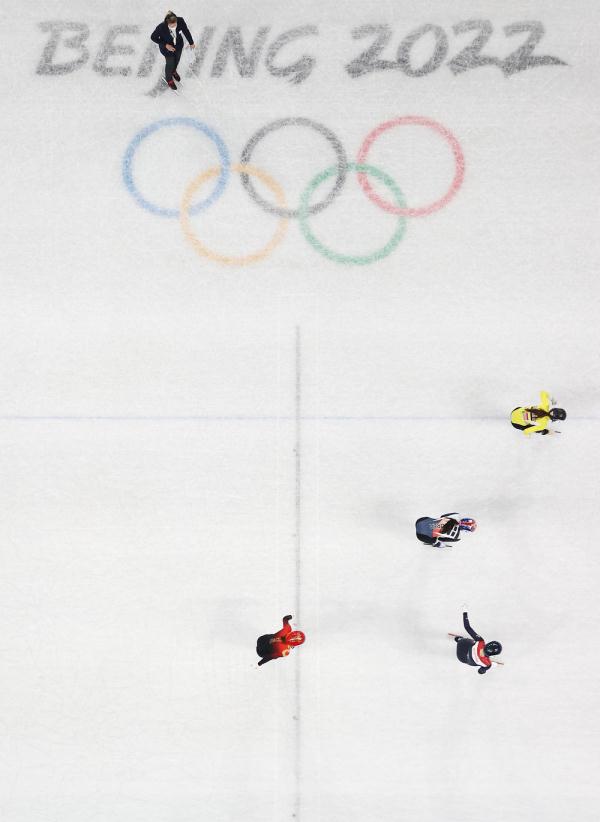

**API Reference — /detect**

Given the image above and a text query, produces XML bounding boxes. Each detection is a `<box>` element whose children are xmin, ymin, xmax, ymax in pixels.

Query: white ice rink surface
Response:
<box><xmin>2</xmin><ymin>1</ymin><xmax>600</xmax><ymax>820</ymax></box>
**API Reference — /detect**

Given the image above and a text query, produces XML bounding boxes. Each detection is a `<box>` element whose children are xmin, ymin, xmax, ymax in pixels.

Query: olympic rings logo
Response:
<box><xmin>122</xmin><ymin>115</ymin><xmax>465</xmax><ymax>266</ymax></box>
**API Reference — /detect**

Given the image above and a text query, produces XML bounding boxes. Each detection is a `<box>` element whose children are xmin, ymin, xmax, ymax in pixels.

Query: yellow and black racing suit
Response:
<box><xmin>510</xmin><ymin>390</ymin><xmax>551</xmax><ymax>435</ymax></box>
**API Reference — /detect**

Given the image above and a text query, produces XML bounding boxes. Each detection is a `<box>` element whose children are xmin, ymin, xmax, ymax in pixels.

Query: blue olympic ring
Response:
<box><xmin>122</xmin><ymin>117</ymin><xmax>230</xmax><ymax>218</ymax></box>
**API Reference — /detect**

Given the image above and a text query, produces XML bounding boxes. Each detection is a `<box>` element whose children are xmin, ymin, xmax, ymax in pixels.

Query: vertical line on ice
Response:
<box><xmin>295</xmin><ymin>325</ymin><xmax>302</xmax><ymax>619</ymax></box>
<box><xmin>293</xmin><ymin>323</ymin><xmax>301</xmax><ymax>820</ymax></box>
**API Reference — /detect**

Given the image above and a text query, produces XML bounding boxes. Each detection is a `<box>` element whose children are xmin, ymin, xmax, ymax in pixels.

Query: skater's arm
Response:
<box><xmin>462</xmin><ymin>612</ymin><xmax>482</xmax><ymax>641</ymax></box>
<box><xmin>438</xmin><ymin>528</ymin><xmax>460</xmax><ymax>543</ymax></box>
<box><xmin>523</xmin><ymin>400</ymin><xmax>551</xmax><ymax>435</ymax></box>
<box><xmin>420</xmin><ymin>534</ymin><xmax>441</xmax><ymax>546</ymax></box>
<box><xmin>179</xmin><ymin>18</ymin><xmax>194</xmax><ymax>45</ymax></box>
<box><xmin>150</xmin><ymin>25</ymin><xmax>166</xmax><ymax>45</ymax></box>
<box><xmin>524</xmin><ymin>420</ymin><xmax>549</xmax><ymax>435</ymax></box>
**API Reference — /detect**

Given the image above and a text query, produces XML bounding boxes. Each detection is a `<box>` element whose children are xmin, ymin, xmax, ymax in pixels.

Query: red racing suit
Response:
<box><xmin>256</xmin><ymin>616</ymin><xmax>293</xmax><ymax>666</ymax></box>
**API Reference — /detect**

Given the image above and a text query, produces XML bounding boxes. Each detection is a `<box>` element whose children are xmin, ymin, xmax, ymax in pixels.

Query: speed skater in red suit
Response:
<box><xmin>454</xmin><ymin>612</ymin><xmax>502</xmax><ymax>674</ymax></box>
<box><xmin>256</xmin><ymin>615</ymin><xmax>305</xmax><ymax>666</ymax></box>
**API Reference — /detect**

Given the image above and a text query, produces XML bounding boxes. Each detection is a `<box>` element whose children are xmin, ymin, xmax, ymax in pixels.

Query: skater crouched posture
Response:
<box><xmin>256</xmin><ymin>615</ymin><xmax>305</xmax><ymax>666</ymax></box>
<box><xmin>415</xmin><ymin>514</ymin><xmax>477</xmax><ymax>548</ymax></box>
<box><xmin>150</xmin><ymin>11</ymin><xmax>195</xmax><ymax>90</ymax></box>
<box><xmin>453</xmin><ymin>612</ymin><xmax>502</xmax><ymax>675</ymax></box>
<box><xmin>510</xmin><ymin>390</ymin><xmax>566</xmax><ymax>436</ymax></box>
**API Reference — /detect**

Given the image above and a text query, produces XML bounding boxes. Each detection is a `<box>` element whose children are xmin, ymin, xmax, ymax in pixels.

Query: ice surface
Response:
<box><xmin>2</xmin><ymin>1</ymin><xmax>600</xmax><ymax>820</ymax></box>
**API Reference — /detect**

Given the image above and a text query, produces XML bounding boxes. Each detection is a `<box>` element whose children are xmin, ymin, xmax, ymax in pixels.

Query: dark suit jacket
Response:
<box><xmin>150</xmin><ymin>18</ymin><xmax>194</xmax><ymax>56</ymax></box>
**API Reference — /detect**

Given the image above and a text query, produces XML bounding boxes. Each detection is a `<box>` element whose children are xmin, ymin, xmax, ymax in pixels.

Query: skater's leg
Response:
<box><xmin>165</xmin><ymin>53</ymin><xmax>177</xmax><ymax>83</ymax></box>
<box><xmin>172</xmin><ymin>50</ymin><xmax>182</xmax><ymax>81</ymax></box>
<box><xmin>456</xmin><ymin>638</ymin><xmax>475</xmax><ymax>664</ymax></box>
<box><xmin>256</xmin><ymin>634</ymin><xmax>273</xmax><ymax>659</ymax></box>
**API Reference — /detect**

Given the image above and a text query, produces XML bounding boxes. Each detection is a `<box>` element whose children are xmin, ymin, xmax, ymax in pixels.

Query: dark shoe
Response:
<box><xmin>173</xmin><ymin>71</ymin><xmax>181</xmax><ymax>82</ymax></box>
<box><xmin>167</xmin><ymin>79</ymin><xmax>177</xmax><ymax>90</ymax></box>
<box><xmin>284</xmin><ymin>615</ymin><xmax>292</xmax><ymax>622</ymax></box>
<box><xmin>454</xmin><ymin>636</ymin><xmax>461</xmax><ymax>643</ymax></box>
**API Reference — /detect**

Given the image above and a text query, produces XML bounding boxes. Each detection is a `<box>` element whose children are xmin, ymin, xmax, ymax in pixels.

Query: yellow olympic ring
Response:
<box><xmin>180</xmin><ymin>163</ymin><xmax>289</xmax><ymax>266</ymax></box>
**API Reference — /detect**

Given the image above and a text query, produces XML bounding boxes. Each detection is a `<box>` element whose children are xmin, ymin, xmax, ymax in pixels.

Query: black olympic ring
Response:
<box><xmin>239</xmin><ymin>117</ymin><xmax>348</xmax><ymax>219</ymax></box>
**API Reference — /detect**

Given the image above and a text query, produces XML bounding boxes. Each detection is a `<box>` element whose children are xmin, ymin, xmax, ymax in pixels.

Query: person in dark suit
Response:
<box><xmin>150</xmin><ymin>11</ymin><xmax>195</xmax><ymax>89</ymax></box>
<box><xmin>415</xmin><ymin>513</ymin><xmax>477</xmax><ymax>547</ymax></box>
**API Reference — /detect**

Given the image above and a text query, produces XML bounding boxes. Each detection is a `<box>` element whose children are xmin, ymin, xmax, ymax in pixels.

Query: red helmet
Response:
<box><xmin>287</xmin><ymin>630</ymin><xmax>306</xmax><ymax>646</ymax></box>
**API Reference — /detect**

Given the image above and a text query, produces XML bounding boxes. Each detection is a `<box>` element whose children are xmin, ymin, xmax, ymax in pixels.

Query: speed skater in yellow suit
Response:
<box><xmin>510</xmin><ymin>391</ymin><xmax>567</xmax><ymax>436</ymax></box>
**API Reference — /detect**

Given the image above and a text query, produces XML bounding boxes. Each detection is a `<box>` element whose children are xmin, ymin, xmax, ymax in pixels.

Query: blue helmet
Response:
<box><xmin>459</xmin><ymin>518</ymin><xmax>477</xmax><ymax>532</ymax></box>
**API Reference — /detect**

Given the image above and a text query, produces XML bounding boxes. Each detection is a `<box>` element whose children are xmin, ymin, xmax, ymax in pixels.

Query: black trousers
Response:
<box><xmin>455</xmin><ymin>637</ymin><xmax>477</xmax><ymax>665</ymax></box>
<box><xmin>415</xmin><ymin>518</ymin><xmax>435</xmax><ymax>546</ymax></box>
<box><xmin>164</xmin><ymin>49</ymin><xmax>182</xmax><ymax>81</ymax></box>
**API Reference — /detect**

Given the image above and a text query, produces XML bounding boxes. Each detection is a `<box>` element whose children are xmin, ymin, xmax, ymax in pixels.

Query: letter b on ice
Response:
<box><xmin>37</xmin><ymin>21</ymin><xmax>90</xmax><ymax>75</ymax></box>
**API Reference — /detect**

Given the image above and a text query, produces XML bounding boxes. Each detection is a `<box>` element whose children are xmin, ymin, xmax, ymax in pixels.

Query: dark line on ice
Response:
<box><xmin>295</xmin><ymin>327</ymin><xmax>302</xmax><ymax>620</ymax></box>
<box><xmin>293</xmin><ymin>325</ymin><xmax>301</xmax><ymax>821</ymax></box>
<box><xmin>3</xmin><ymin>415</ymin><xmax>597</xmax><ymax>422</ymax></box>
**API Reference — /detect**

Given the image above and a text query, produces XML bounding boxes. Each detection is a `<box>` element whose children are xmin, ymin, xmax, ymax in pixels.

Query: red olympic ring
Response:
<box><xmin>356</xmin><ymin>116</ymin><xmax>465</xmax><ymax>217</ymax></box>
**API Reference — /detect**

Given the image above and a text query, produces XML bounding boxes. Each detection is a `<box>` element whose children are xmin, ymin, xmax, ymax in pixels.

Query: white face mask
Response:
<box><xmin>168</xmin><ymin>24</ymin><xmax>176</xmax><ymax>30</ymax></box>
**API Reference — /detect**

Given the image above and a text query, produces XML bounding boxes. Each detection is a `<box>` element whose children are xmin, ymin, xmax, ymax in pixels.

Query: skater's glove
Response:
<box><xmin>478</xmin><ymin>667</ymin><xmax>488</xmax><ymax>675</ymax></box>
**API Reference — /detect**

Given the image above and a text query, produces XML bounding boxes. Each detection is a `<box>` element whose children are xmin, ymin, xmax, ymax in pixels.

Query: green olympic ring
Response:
<box><xmin>298</xmin><ymin>163</ymin><xmax>407</xmax><ymax>266</ymax></box>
